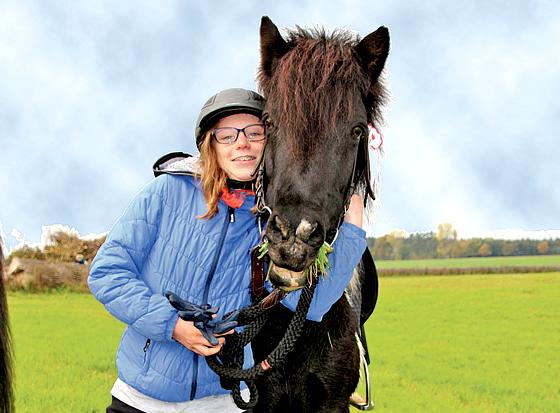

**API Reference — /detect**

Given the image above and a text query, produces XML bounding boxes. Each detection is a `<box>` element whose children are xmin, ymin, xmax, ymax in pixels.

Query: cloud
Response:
<box><xmin>0</xmin><ymin>0</ymin><xmax>558</xmax><ymax>251</ymax></box>
<box><xmin>369</xmin><ymin>0</ymin><xmax>560</xmax><ymax>236</ymax></box>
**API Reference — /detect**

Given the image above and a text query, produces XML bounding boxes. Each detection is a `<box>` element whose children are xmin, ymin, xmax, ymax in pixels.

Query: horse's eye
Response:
<box><xmin>264</xmin><ymin>117</ymin><xmax>274</xmax><ymax>129</ymax></box>
<box><xmin>351</xmin><ymin>126</ymin><xmax>363</xmax><ymax>140</ymax></box>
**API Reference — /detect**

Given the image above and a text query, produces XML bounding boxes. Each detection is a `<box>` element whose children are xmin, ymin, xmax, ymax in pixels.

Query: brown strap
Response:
<box><xmin>250</xmin><ymin>246</ymin><xmax>266</xmax><ymax>301</ymax></box>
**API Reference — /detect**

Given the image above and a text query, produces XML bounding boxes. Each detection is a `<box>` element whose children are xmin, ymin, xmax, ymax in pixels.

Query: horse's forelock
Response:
<box><xmin>258</xmin><ymin>27</ymin><xmax>384</xmax><ymax>160</ymax></box>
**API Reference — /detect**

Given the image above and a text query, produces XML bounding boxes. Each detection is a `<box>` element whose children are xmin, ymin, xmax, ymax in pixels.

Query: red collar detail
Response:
<box><xmin>221</xmin><ymin>187</ymin><xmax>255</xmax><ymax>209</ymax></box>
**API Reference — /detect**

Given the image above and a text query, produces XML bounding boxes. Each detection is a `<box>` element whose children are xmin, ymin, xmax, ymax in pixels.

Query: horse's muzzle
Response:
<box><xmin>268</xmin><ymin>263</ymin><xmax>307</xmax><ymax>291</ymax></box>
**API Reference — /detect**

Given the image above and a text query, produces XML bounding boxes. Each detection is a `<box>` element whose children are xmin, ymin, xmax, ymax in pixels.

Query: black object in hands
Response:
<box><xmin>166</xmin><ymin>291</ymin><xmax>239</xmax><ymax>346</ymax></box>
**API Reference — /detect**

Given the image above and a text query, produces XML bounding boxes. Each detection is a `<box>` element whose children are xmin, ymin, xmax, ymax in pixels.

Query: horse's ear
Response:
<box><xmin>260</xmin><ymin>16</ymin><xmax>289</xmax><ymax>78</ymax></box>
<box><xmin>355</xmin><ymin>26</ymin><xmax>390</xmax><ymax>86</ymax></box>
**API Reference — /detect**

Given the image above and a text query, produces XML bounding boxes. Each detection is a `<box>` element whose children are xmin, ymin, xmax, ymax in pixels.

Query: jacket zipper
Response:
<box><xmin>190</xmin><ymin>206</ymin><xmax>233</xmax><ymax>400</ymax></box>
<box><xmin>143</xmin><ymin>339</ymin><xmax>152</xmax><ymax>363</ymax></box>
<box><xmin>143</xmin><ymin>339</ymin><xmax>151</xmax><ymax>371</ymax></box>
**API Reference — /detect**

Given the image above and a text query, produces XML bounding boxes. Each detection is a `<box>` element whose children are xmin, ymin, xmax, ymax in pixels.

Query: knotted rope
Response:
<box><xmin>207</xmin><ymin>281</ymin><xmax>317</xmax><ymax>410</ymax></box>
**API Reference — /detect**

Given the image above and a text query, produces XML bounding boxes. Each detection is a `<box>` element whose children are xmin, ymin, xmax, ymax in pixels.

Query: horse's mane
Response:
<box><xmin>0</xmin><ymin>247</ymin><xmax>14</xmax><ymax>413</ymax></box>
<box><xmin>258</xmin><ymin>26</ymin><xmax>387</xmax><ymax>161</ymax></box>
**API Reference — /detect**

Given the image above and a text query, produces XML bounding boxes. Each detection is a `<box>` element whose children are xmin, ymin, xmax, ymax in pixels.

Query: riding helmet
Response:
<box><xmin>195</xmin><ymin>88</ymin><xmax>265</xmax><ymax>149</ymax></box>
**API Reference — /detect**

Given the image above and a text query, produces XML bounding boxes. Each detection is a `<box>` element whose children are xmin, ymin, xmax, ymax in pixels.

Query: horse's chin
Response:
<box><xmin>269</xmin><ymin>264</ymin><xmax>308</xmax><ymax>291</ymax></box>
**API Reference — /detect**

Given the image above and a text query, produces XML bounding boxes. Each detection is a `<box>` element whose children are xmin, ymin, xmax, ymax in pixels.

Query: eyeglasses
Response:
<box><xmin>211</xmin><ymin>124</ymin><xmax>265</xmax><ymax>144</ymax></box>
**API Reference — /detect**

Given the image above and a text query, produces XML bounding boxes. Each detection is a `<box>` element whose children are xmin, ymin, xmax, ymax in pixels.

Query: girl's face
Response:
<box><xmin>212</xmin><ymin>113</ymin><xmax>265</xmax><ymax>181</ymax></box>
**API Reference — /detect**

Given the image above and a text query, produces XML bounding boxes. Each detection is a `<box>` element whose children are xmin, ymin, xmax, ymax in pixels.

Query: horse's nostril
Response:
<box><xmin>274</xmin><ymin>215</ymin><xmax>290</xmax><ymax>240</ymax></box>
<box><xmin>295</xmin><ymin>220</ymin><xmax>318</xmax><ymax>242</ymax></box>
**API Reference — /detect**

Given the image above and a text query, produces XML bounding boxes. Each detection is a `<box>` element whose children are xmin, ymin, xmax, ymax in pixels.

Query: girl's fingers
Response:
<box><xmin>192</xmin><ymin>343</ymin><xmax>222</xmax><ymax>356</ymax></box>
<box><xmin>214</xmin><ymin>329</ymin><xmax>235</xmax><ymax>337</ymax></box>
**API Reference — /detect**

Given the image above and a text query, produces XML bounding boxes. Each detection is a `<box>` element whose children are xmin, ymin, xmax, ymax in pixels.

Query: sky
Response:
<box><xmin>1</xmin><ymin>0</ymin><xmax>559</xmax><ymax>252</ymax></box>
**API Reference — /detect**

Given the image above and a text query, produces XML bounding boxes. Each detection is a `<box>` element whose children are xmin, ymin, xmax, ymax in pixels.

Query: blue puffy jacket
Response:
<box><xmin>88</xmin><ymin>168</ymin><xmax>366</xmax><ymax>402</ymax></box>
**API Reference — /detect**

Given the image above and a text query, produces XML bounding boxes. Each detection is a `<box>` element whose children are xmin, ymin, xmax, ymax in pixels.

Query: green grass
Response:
<box><xmin>8</xmin><ymin>291</ymin><xmax>123</xmax><ymax>412</ymax></box>
<box><xmin>7</xmin><ymin>272</ymin><xmax>560</xmax><ymax>412</ymax></box>
<box><xmin>375</xmin><ymin>254</ymin><xmax>560</xmax><ymax>269</ymax></box>
<box><xmin>360</xmin><ymin>273</ymin><xmax>560</xmax><ymax>413</ymax></box>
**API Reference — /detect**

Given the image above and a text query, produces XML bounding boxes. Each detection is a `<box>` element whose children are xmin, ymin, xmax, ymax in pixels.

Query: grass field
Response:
<box><xmin>8</xmin><ymin>292</ymin><xmax>122</xmax><ymax>412</ymax></box>
<box><xmin>7</xmin><ymin>272</ymin><xmax>560</xmax><ymax>412</ymax></box>
<box><xmin>364</xmin><ymin>272</ymin><xmax>560</xmax><ymax>412</ymax></box>
<box><xmin>375</xmin><ymin>254</ymin><xmax>560</xmax><ymax>269</ymax></box>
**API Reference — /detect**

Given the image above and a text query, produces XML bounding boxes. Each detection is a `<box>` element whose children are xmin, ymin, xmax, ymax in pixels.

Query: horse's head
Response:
<box><xmin>257</xmin><ymin>17</ymin><xmax>389</xmax><ymax>290</ymax></box>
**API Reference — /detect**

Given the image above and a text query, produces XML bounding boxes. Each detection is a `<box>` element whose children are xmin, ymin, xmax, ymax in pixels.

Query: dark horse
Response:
<box><xmin>0</xmin><ymin>245</ymin><xmax>14</xmax><ymax>413</ymax></box>
<box><xmin>247</xmin><ymin>17</ymin><xmax>389</xmax><ymax>413</ymax></box>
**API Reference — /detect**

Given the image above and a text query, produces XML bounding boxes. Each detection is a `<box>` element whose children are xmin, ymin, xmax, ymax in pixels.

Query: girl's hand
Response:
<box><xmin>172</xmin><ymin>317</ymin><xmax>231</xmax><ymax>356</ymax></box>
<box><xmin>344</xmin><ymin>194</ymin><xmax>364</xmax><ymax>228</ymax></box>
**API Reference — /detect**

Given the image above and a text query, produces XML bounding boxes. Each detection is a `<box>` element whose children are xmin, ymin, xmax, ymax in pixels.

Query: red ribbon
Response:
<box><xmin>368</xmin><ymin>123</ymin><xmax>383</xmax><ymax>151</ymax></box>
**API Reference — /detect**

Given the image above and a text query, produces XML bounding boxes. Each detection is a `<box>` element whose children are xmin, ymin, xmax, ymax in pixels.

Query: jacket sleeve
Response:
<box><xmin>267</xmin><ymin>221</ymin><xmax>367</xmax><ymax>322</ymax></box>
<box><xmin>88</xmin><ymin>176</ymin><xmax>179</xmax><ymax>342</ymax></box>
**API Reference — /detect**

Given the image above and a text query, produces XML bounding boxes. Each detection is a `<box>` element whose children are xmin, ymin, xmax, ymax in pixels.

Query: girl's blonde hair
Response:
<box><xmin>197</xmin><ymin>130</ymin><xmax>228</xmax><ymax>219</ymax></box>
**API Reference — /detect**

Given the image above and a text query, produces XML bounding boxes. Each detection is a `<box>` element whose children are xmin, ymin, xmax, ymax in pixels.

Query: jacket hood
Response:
<box><xmin>153</xmin><ymin>152</ymin><xmax>200</xmax><ymax>177</ymax></box>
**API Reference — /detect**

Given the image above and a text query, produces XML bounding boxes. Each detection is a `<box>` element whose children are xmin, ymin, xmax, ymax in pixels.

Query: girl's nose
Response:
<box><xmin>235</xmin><ymin>131</ymin><xmax>251</xmax><ymax>148</ymax></box>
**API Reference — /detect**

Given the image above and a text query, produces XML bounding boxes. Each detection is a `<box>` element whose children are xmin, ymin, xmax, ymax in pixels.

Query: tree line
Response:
<box><xmin>6</xmin><ymin>224</ymin><xmax>559</xmax><ymax>264</ymax></box>
<box><xmin>7</xmin><ymin>231</ymin><xmax>106</xmax><ymax>265</ymax></box>
<box><xmin>368</xmin><ymin>224</ymin><xmax>560</xmax><ymax>260</ymax></box>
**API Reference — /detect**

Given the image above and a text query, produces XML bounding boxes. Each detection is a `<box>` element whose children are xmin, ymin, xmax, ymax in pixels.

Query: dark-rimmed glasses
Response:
<box><xmin>211</xmin><ymin>124</ymin><xmax>265</xmax><ymax>144</ymax></box>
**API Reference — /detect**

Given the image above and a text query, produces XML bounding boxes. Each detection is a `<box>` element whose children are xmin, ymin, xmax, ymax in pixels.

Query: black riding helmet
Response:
<box><xmin>195</xmin><ymin>88</ymin><xmax>265</xmax><ymax>150</ymax></box>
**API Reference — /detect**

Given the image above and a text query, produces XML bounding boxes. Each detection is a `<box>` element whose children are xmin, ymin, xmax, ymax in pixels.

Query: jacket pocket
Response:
<box><xmin>141</xmin><ymin>339</ymin><xmax>153</xmax><ymax>374</ymax></box>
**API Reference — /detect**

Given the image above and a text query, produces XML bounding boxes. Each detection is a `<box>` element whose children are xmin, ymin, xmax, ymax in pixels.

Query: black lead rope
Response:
<box><xmin>206</xmin><ymin>281</ymin><xmax>318</xmax><ymax>410</ymax></box>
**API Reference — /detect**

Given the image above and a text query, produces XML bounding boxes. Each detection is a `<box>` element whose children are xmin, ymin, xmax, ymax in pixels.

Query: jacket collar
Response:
<box><xmin>153</xmin><ymin>152</ymin><xmax>200</xmax><ymax>177</ymax></box>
